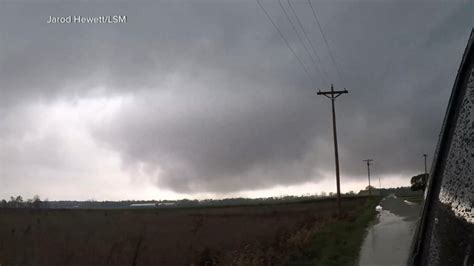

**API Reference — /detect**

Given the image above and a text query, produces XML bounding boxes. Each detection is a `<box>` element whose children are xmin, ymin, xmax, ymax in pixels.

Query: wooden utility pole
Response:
<box><xmin>378</xmin><ymin>172</ymin><xmax>381</xmax><ymax>189</ymax></box>
<box><xmin>363</xmin><ymin>159</ymin><xmax>373</xmax><ymax>195</ymax></box>
<box><xmin>317</xmin><ymin>84</ymin><xmax>348</xmax><ymax>215</ymax></box>
<box><xmin>423</xmin><ymin>154</ymin><xmax>427</xmax><ymax>174</ymax></box>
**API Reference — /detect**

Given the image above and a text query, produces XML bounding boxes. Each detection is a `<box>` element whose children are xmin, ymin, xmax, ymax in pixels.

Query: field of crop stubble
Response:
<box><xmin>0</xmin><ymin>196</ymin><xmax>374</xmax><ymax>266</ymax></box>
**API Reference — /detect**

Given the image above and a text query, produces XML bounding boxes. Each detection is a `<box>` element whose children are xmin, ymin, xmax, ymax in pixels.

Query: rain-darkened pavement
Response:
<box><xmin>358</xmin><ymin>194</ymin><xmax>422</xmax><ymax>266</ymax></box>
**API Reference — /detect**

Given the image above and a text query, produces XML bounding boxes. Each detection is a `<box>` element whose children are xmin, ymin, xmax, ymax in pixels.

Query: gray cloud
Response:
<box><xmin>0</xmin><ymin>1</ymin><xmax>472</xmax><ymax>195</ymax></box>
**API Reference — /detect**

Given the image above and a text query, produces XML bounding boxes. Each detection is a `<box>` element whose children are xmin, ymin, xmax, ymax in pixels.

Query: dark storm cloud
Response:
<box><xmin>0</xmin><ymin>1</ymin><xmax>311</xmax><ymax>104</ymax></box>
<box><xmin>0</xmin><ymin>1</ymin><xmax>472</xmax><ymax>194</ymax></box>
<box><xmin>94</xmin><ymin>75</ymin><xmax>331</xmax><ymax>192</ymax></box>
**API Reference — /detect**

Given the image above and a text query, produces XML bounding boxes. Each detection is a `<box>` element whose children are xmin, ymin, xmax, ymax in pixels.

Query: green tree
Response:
<box><xmin>32</xmin><ymin>195</ymin><xmax>42</xmax><ymax>209</ymax></box>
<box><xmin>365</xmin><ymin>185</ymin><xmax>376</xmax><ymax>190</ymax></box>
<box><xmin>15</xmin><ymin>195</ymin><xmax>23</xmax><ymax>208</ymax></box>
<box><xmin>411</xmin><ymin>173</ymin><xmax>428</xmax><ymax>191</ymax></box>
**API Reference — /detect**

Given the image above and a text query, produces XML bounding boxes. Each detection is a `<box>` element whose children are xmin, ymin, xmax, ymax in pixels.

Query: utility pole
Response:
<box><xmin>317</xmin><ymin>84</ymin><xmax>348</xmax><ymax>216</ymax></box>
<box><xmin>423</xmin><ymin>154</ymin><xmax>427</xmax><ymax>174</ymax></box>
<box><xmin>363</xmin><ymin>159</ymin><xmax>373</xmax><ymax>195</ymax></box>
<box><xmin>378</xmin><ymin>173</ymin><xmax>381</xmax><ymax>190</ymax></box>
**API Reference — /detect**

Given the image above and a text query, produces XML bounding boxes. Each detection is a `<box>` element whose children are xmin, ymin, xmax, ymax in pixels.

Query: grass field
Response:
<box><xmin>0</xmin><ymin>196</ymin><xmax>376</xmax><ymax>266</ymax></box>
<box><xmin>281</xmin><ymin>197</ymin><xmax>380</xmax><ymax>266</ymax></box>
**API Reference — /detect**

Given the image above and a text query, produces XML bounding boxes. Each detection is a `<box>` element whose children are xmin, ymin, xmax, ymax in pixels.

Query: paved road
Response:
<box><xmin>358</xmin><ymin>194</ymin><xmax>422</xmax><ymax>266</ymax></box>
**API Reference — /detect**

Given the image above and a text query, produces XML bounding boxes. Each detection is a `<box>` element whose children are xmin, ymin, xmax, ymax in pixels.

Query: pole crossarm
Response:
<box><xmin>316</xmin><ymin>89</ymin><xmax>348</xmax><ymax>97</ymax></box>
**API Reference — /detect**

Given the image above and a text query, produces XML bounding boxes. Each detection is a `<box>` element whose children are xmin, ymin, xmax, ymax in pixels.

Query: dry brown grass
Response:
<box><xmin>0</xmin><ymin>197</ymin><xmax>369</xmax><ymax>266</ymax></box>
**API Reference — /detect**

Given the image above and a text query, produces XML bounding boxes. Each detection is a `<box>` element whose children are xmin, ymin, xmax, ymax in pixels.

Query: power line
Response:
<box><xmin>308</xmin><ymin>0</ymin><xmax>344</xmax><ymax>85</ymax></box>
<box><xmin>287</xmin><ymin>0</ymin><xmax>330</xmax><ymax>85</ymax></box>
<box><xmin>278</xmin><ymin>0</ymin><xmax>328</xmax><ymax>86</ymax></box>
<box><xmin>256</xmin><ymin>0</ymin><xmax>315</xmax><ymax>84</ymax></box>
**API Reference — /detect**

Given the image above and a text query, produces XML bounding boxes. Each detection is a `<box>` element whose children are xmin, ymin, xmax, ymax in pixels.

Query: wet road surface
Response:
<box><xmin>358</xmin><ymin>194</ymin><xmax>422</xmax><ymax>266</ymax></box>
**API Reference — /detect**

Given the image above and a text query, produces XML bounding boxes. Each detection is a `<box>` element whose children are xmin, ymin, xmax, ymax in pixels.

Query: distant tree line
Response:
<box><xmin>0</xmin><ymin>195</ymin><xmax>49</xmax><ymax>209</ymax></box>
<box><xmin>0</xmin><ymin>186</ymin><xmax>420</xmax><ymax>210</ymax></box>
<box><xmin>0</xmin><ymin>193</ymin><xmax>361</xmax><ymax>209</ymax></box>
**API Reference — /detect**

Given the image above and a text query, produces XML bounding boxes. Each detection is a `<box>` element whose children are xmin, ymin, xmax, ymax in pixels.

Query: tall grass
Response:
<box><xmin>281</xmin><ymin>197</ymin><xmax>380</xmax><ymax>266</ymax></box>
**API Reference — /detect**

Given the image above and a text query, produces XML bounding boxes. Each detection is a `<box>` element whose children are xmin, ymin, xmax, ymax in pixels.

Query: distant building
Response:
<box><xmin>129</xmin><ymin>203</ymin><xmax>156</xmax><ymax>208</ymax></box>
<box><xmin>158</xmin><ymin>202</ymin><xmax>175</xmax><ymax>206</ymax></box>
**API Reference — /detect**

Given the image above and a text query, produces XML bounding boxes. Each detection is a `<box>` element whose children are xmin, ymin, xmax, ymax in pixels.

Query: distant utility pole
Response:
<box><xmin>363</xmin><ymin>159</ymin><xmax>373</xmax><ymax>195</ymax></box>
<box><xmin>378</xmin><ymin>172</ymin><xmax>381</xmax><ymax>190</ymax></box>
<box><xmin>317</xmin><ymin>84</ymin><xmax>348</xmax><ymax>215</ymax></box>
<box><xmin>423</xmin><ymin>154</ymin><xmax>428</xmax><ymax>174</ymax></box>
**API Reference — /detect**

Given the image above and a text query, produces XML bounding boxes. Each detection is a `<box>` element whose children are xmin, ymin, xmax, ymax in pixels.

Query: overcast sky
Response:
<box><xmin>0</xmin><ymin>0</ymin><xmax>472</xmax><ymax>200</ymax></box>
